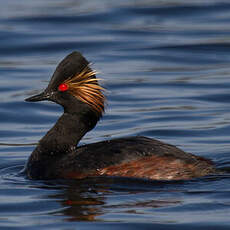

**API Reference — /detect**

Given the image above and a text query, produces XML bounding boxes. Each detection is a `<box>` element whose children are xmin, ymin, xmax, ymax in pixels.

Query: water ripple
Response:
<box><xmin>0</xmin><ymin>0</ymin><xmax>230</xmax><ymax>229</ymax></box>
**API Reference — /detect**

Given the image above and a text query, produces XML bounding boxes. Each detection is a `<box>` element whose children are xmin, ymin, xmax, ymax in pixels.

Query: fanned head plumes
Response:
<box><xmin>63</xmin><ymin>65</ymin><xmax>105</xmax><ymax>116</ymax></box>
<box><xmin>25</xmin><ymin>51</ymin><xmax>105</xmax><ymax>117</ymax></box>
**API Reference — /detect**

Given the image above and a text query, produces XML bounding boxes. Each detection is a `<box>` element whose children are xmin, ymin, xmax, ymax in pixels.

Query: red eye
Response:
<box><xmin>58</xmin><ymin>83</ymin><xmax>69</xmax><ymax>92</ymax></box>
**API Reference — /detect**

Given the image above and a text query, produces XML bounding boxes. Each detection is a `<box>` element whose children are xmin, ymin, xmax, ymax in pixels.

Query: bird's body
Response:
<box><xmin>25</xmin><ymin>51</ymin><xmax>217</xmax><ymax>180</ymax></box>
<box><xmin>26</xmin><ymin>136</ymin><xmax>215</xmax><ymax>180</ymax></box>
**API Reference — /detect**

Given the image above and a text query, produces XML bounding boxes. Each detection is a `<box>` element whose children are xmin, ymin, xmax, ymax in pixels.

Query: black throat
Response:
<box><xmin>25</xmin><ymin>96</ymin><xmax>100</xmax><ymax>179</ymax></box>
<box><xmin>39</xmin><ymin>109</ymin><xmax>98</xmax><ymax>156</ymax></box>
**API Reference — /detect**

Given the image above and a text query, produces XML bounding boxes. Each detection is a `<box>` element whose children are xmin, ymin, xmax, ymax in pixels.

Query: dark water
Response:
<box><xmin>1</xmin><ymin>0</ymin><xmax>230</xmax><ymax>229</ymax></box>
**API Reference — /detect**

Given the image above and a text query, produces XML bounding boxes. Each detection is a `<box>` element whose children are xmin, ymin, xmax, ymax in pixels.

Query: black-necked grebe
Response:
<box><xmin>24</xmin><ymin>51</ymin><xmax>216</xmax><ymax>180</ymax></box>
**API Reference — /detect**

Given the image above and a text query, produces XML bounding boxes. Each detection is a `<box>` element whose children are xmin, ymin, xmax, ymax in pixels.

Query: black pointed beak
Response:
<box><xmin>25</xmin><ymin>91</ymin><xmax>51</xmax><ymax>102</ymax></box>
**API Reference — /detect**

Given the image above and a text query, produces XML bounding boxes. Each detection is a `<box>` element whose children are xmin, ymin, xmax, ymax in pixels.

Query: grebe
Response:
<box><xmin>25</xmin><ymin>51</ymin><xmax>216</xmax><ymax>180</ymax></box>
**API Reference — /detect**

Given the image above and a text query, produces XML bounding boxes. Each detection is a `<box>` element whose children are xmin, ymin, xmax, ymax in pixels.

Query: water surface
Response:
<box><xmin>1</xmin><ymin>0</ymin><xmax>230</xmax><ymax>229</ymax></box>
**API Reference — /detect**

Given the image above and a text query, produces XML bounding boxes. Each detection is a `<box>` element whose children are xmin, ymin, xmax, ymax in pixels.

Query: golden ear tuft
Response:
<box><xmin>63</xmin><ymin>66</ymin><xmax>105</xmax><ymax>116</ymax></box>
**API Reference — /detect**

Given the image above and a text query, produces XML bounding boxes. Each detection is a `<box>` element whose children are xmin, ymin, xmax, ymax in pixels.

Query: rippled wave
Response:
<box><xmin>0</xmin><ymin>0</ymin><xmax>230</xmax><ymax>229</ymax></box>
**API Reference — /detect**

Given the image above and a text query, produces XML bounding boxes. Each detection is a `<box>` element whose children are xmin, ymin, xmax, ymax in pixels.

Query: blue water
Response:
<box><xmin>1</xmin><ymin>0</ymin><xmax>230</xmax><ymax>229</ymax></box>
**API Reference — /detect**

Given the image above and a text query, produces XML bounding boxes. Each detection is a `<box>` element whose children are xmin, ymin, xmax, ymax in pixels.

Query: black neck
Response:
<box><xmin>35</xmin><ymin>109</ymin><xmax>98</xmax><ymax>156</ymax></box>
<box><xmin>25</xmin><ymin>102</ymin><xmax>100</xmax><ymax>179</ymax></box>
